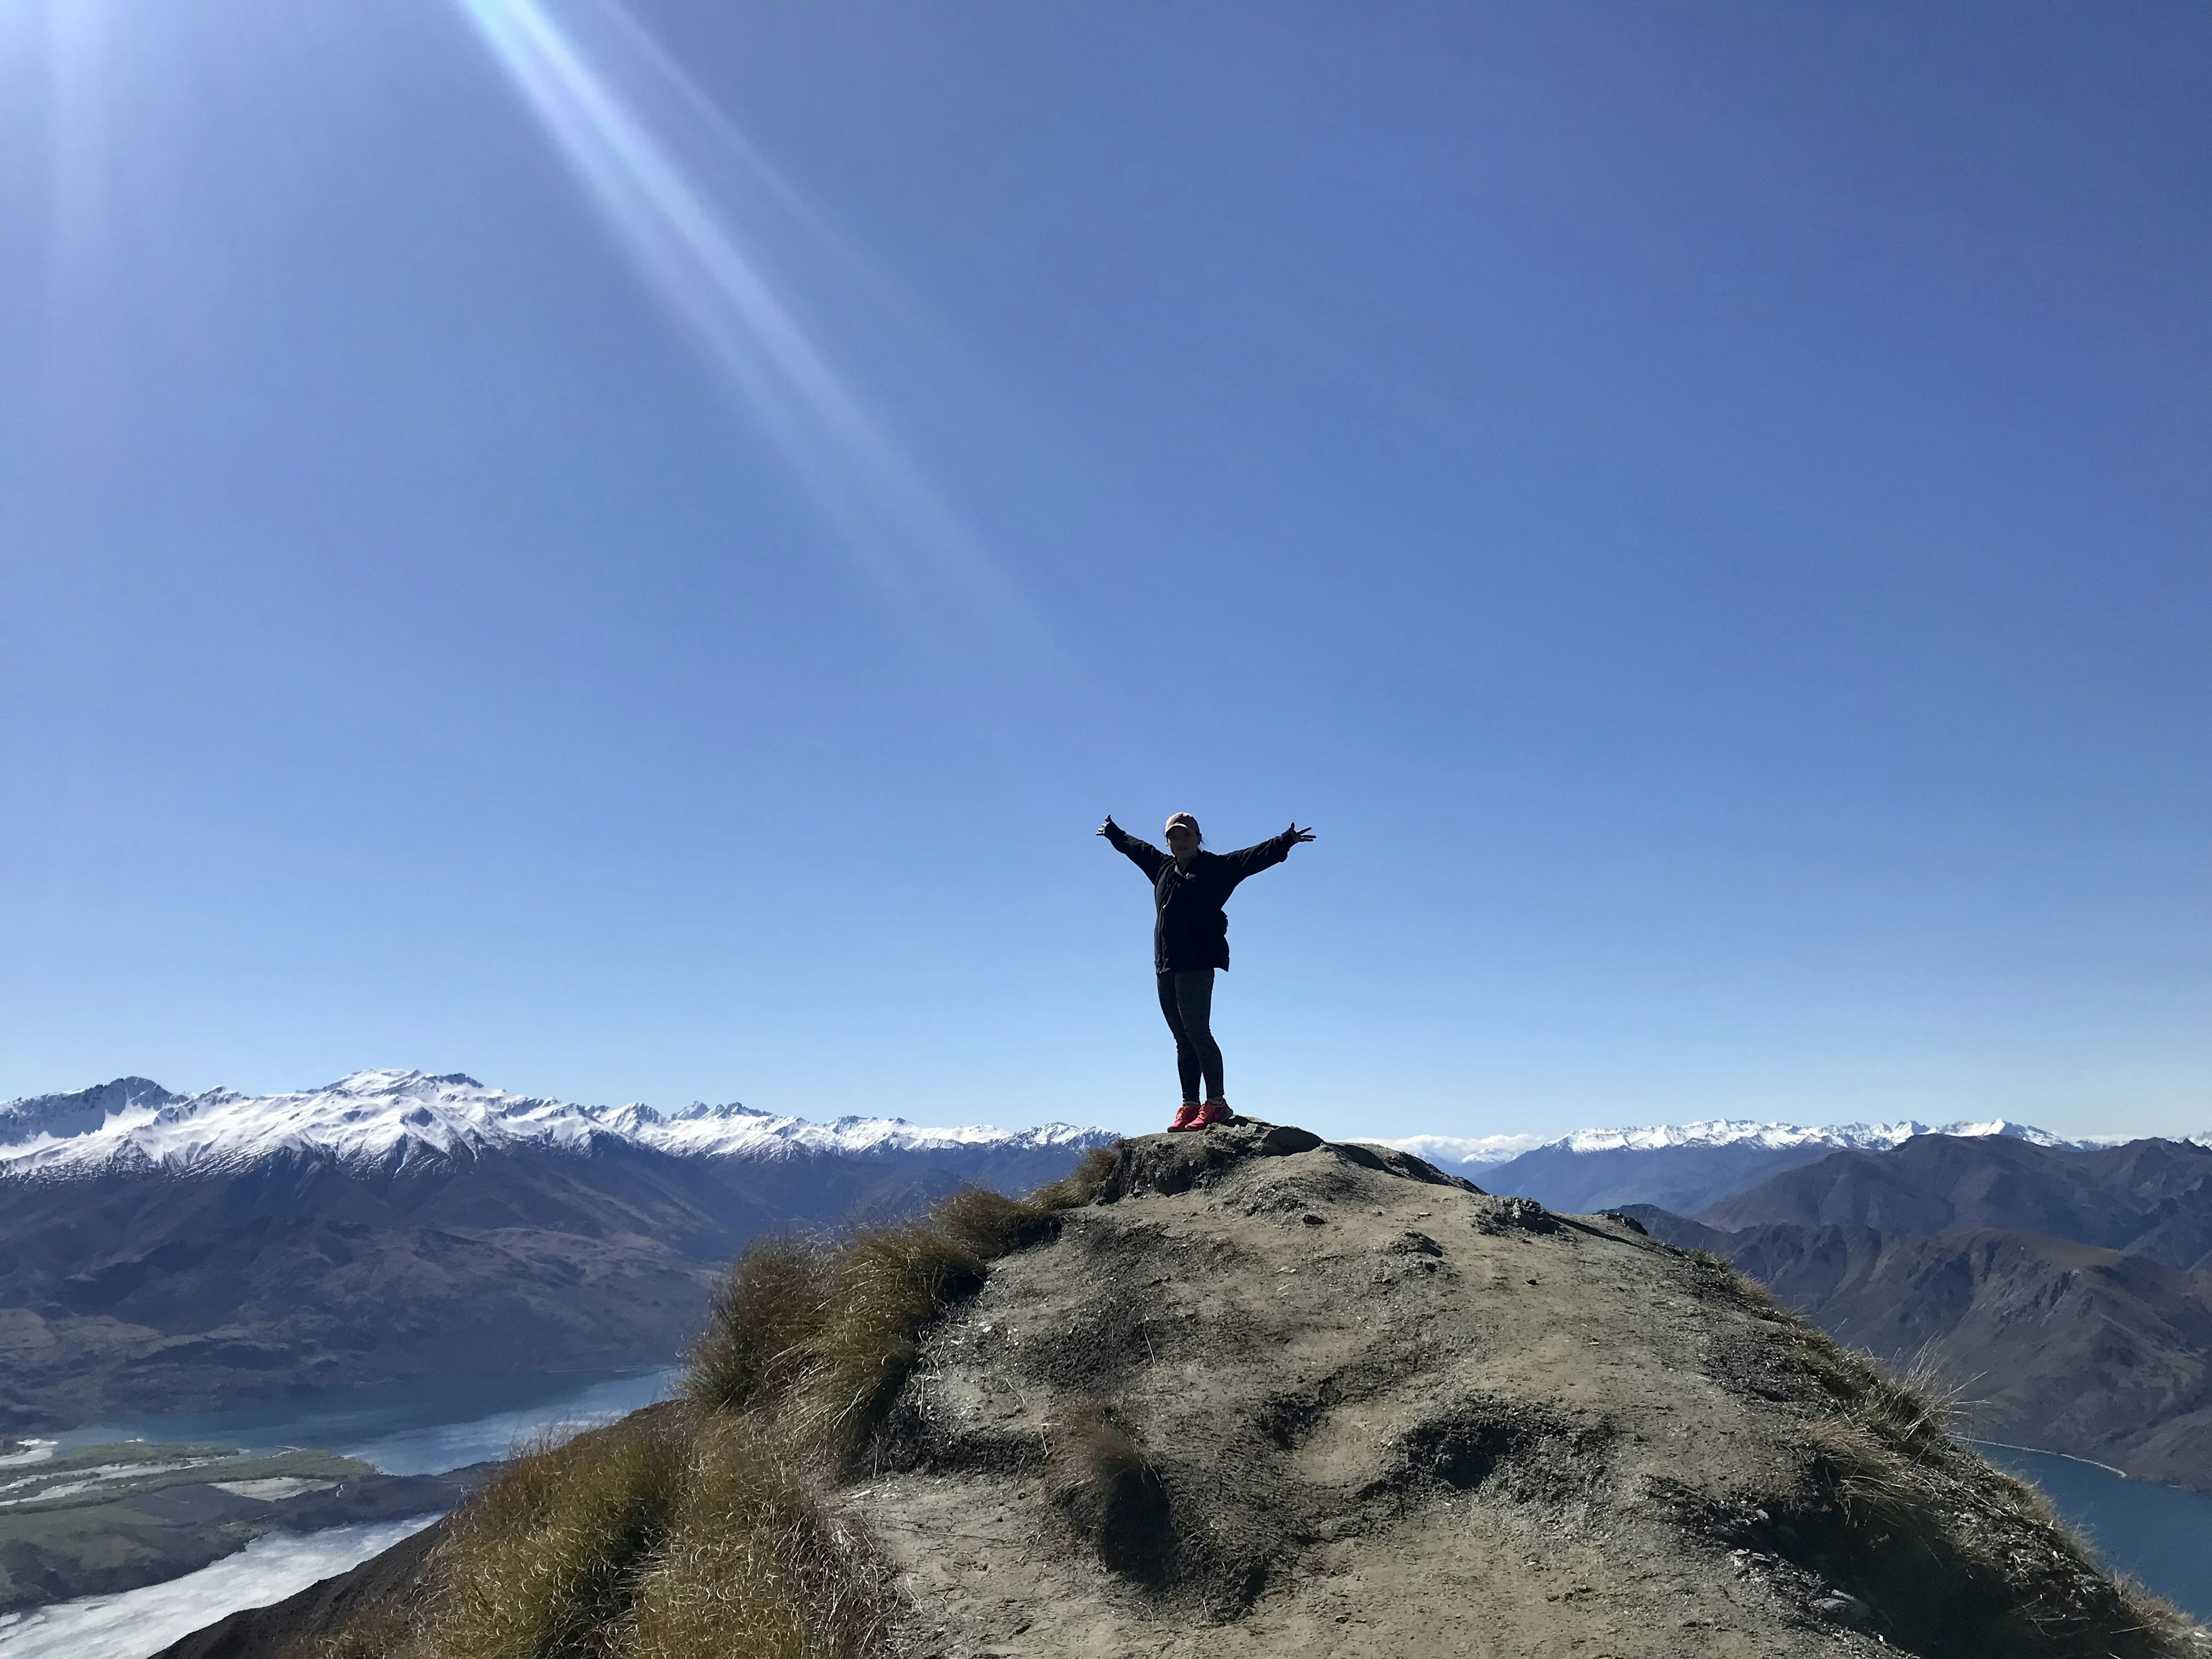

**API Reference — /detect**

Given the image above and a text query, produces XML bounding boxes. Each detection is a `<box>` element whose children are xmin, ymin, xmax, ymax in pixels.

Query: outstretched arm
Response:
<box><xmin>1218</xmin><ymin>822</ymin><xmax>1316</xmax><ymax>881</ymax></box>
<box><xmin>1096</xmin><ymin>815</ymin><xmax>1168</xmax><ymax>881</ymax></box>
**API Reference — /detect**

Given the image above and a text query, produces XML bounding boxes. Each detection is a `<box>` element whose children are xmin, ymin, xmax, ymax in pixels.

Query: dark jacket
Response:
<box><xmin>1103</xmin><ymin>823</ymin><xmax>1297</xmax><ymax>973</ymax></box>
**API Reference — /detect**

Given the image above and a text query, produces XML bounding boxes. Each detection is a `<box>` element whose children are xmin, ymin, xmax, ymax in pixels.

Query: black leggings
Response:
<box><xmin>1157</xmin><ymin>969</ymin><xmax>1224</xmax><ymax>1103</ymax></box>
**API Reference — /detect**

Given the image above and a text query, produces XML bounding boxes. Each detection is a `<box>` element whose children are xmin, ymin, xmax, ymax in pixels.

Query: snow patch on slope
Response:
<box><xmin>0</xmin><ymin>1070</ymin><xmax>1111</xmax><ymax>1180</ymax></box>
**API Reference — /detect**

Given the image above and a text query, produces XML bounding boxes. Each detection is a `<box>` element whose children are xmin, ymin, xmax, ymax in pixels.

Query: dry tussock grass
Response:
<box><xmin>415</xmin><ymin>1415</ymin><xmax>687</xmax><ymax>1659</ymax></box>
<box><xmin>1028</xmin><ymin>1145</ymin><xmax>1118</xmax><ymax>1212</ymax></box>
<box><xmin>1044</xmin><ymin>1396</ymin><xmax>1173</xmax><ymax>1586</ymax></box>
<box><xmin>619</xmin><ymin>1415</ymin><xmax>900</xmax><ymax>1659</ymax></box>
<box><xmin>343</xmin><ymin>1161</ymin><xmax>1115</xmax><ymax>1659</ymax></box>
<box><xmin>934</xmin><ymin>1184</ymin><xmax>1062</xmax><ymax>1256</ymax></box>
<box><xmin>685</xmin><ymin>1181</ymin><xmax>1078</xmax><ymax>1459</ymax></box>
<box><xmin>790</xmin><ymin>1225</ymin><xmax>986</xmax><ymax>1460</ymax></box>
<box><xmin>1799</xmin><ymin>1404</ymin><xmax>2196</xmax><ymax>1657</ymax></box>
<box><xmin>359</xmin><ymin>1412</ymin><xmax>901</xmax><ymax>1659</ymax></box>
<box><xmin>683</xmin><ymin>1234</ymin><xmax>829</xmax><ymax>1414</ymax></box>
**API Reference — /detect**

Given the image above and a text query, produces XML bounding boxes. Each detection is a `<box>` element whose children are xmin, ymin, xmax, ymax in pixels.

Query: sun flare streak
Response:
<box><xmin>41</xmin><ymin>0</ymin><xmax>109</xmax><ymax>256</ymax></box>
<box><xmin>452</xmin><ymin>0</ymin><xmax>1043</xmax><ymax>650</ymax></box>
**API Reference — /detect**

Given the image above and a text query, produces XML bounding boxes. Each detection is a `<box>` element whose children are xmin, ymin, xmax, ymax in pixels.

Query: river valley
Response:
<box><xmin>0</xmin><ymin>1366</ymin><xmax>675</xmax><ymax>1659</ymax></box>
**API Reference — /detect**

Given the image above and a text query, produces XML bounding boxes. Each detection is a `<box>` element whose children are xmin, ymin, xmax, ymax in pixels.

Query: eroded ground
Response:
<box><xmin>850</xmin><ymin>1131</ymin><xmax>1889</xmax><ymax>1659</ymax></box>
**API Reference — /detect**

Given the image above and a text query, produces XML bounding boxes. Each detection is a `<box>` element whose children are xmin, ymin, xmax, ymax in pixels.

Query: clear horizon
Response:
<box><xmin>4</xmin><ymin>3</ymin><xmax>2207</xmax><ymax>1147</ymax></box>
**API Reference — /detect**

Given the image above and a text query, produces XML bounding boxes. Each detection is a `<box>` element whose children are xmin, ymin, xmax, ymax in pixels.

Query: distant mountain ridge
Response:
<box><xmin>1392</xmin><ymin>1115</ymin><xmax>2093</xmax><ymax>1167</ymax></box>
<box><xmin>1698</xmin><ymin>1133</ymin><xmax>2212</xmax><ymax>1272</ymax></box>
<box><xmin>0</xmin><ymin>1071</ymin><xmax>1113</xmax><ymax>1434</ymax></box>
<box><xmin>1615</xmin><ymin>1132</ymin><xmax>2212</xmax><ymax>1490</ymax></box>
<box><xmin>1624</xmin><ymin>1207</ymin><xmax>2212</xmax><ymax>1491</ymax></box>
<box><xmin>1475</xmin><ymin>1116</ymin><xmax>2079</xmax><ymax>1160</ymax></box>
<box><xmin>1391</xmin><ymin>1115</ymin><xmax>2112</xmax><ymax>1217</ymax></box>
<box><xmin>0</xmin><ymin>1069</ymin><xmax>1109</xmax><ymax>1180</ymax></box>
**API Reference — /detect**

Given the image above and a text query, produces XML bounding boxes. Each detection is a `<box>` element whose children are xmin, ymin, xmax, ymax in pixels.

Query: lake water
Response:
<box><xmin>47</xmin><ymin>1365</ymin><xmax>680</xmax><ymax>1475</ymax></box>
<box><xmin>0</xmin><ymin>1366</ymin><xmax>676</xmax><ymax>1659</ymax></box>
<box><xmin>1976</xmin><ymin>1442</ymin><xmax>2212</xmax><ymax>1623</ymax></box>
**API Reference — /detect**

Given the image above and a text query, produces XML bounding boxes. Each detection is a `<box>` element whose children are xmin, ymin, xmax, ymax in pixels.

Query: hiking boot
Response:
<box><xmin>1168</xmin><ymin>1101</ymin><xmax>1205</xmax><ymax>1132</ymax></box>
<box><xmin>1195</xmin><ymin>1098</ymin><xmax>1232</xmax><ymax>1128</ymax></box>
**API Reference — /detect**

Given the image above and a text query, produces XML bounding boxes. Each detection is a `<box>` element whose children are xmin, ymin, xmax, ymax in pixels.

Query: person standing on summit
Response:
<box><xmin>1097</xmin><ymin>813</ymin><xmax>1316</xmax><ymax>1131</ymax></box>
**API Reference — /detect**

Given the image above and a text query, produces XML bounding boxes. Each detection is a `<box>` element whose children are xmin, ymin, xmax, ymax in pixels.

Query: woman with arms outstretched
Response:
<box><xmin>1097</xmin><ymin>812</ymin><xmax>1316</xmax><ymax>1131</ymax></box>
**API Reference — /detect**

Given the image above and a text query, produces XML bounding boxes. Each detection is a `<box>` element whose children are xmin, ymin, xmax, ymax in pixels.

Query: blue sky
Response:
<box><xmin>2</xmin><ymin>1</ymin><xmax>2206</xmax><ymax>1143</ymax></box>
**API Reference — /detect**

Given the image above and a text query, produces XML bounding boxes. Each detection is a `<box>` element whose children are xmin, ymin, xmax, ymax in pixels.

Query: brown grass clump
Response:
<box><xmin>317</xmin><ymin>1156</ymin><xmax>1122</xmax><ymax>1659</ymax></box>
<box><xmin>1680</xmin><ymin>1246</ymin><xmax>1786</xmax><ymax>1313</ymax></box>
<box><xmin>619</xmin><ymin>1416</ymin><xmax>900</xmax><ymax>1659</ymax></box>
<box><xmin>683</xmin><ymin>1176</ymin><xmax>1088</xmax><ymax>1461</ymax></box>
<box><xmin>683</xmin><ymin>1235</ymin><xmax>830</xmax><ymax>1414</ymax></box>
<box><xmin>418</xmin><ymin>1415</ymin><xmax>687</xmax><ymax>1659</ymax></box>
<box><xmin>934</xmin><ymin>1184</ymin><xmax>1062</xmax><ymax>1256</ymax></box>
<box><xmin>367</xmin><ymin>1414</ymin><xmax>897</xmax><ymax>1659</ymax></box>
<box><xmin>1792</xmin><ymin>1325</ymin><xmax>1971</xmax><ymax>1453</ymax></box>
<box><xmin>1029</xmin><ymin>1145</ymin><xmax>1119</xmax><ymax>1211</ymax></box>
<box><xmin>790</xmin><ymin>1226</ymin><xmax>986</xmax><ymax>1461</ymax></box>
<box><xmin>1045</xmin><ymin>1397</ymin><xmax>1173</xmax><ymax>1588</ymax></box>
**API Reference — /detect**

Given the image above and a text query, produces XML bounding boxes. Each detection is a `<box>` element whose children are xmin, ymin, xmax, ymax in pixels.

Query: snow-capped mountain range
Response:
<box><xmin>1385</xmin><ymin>1116</ymin><xmax>2105</xmax><ymax>1171</ymax></box>
<box><xmin>0</xmin><ymin>1069</ymin><xmax>1111</xmax><ymax>1181</ymax></box>
<box><xmin>0</xmin><ymin>1071</ymin><xmax>1120</xmax><ymax>1429</ymax></box>
<box><xmin>1389</xmin><ymin>1116</ymin><xmax>2169</xmax><ymax>1219</ymax></box>
<box><xmin>0</xmin><ymin>1069</ymin><xmax>2157</xmax><ymax>1188</ymax></box>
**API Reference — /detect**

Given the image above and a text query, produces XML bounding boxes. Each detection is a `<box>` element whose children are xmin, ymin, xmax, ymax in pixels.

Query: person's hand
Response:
<box><xmin>1096</xmin><ymin>816</ymin><xmax>1119</xmax><ymax>838</ymax></box>
<box><xmin>1284</xmin><ymin>822</ymin><xmax>1316</xmax><ymax>844</ymax></box>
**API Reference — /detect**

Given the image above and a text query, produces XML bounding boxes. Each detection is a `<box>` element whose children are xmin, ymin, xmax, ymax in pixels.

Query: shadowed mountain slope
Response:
<box><xmin>1484</xmin><ymin>1139</ymin><xmax>1851</xmax><ymax>1214</ymax></box>
<box><xmin>1698</xmin><ymin>1137</ymin><xmax>2212</xmax><ymax>1268</ymax></box>
<box><xmin>1626</xmin><ymin>1210</ymin><xmax>2212</xmax><ymax>1490</ymax></box>
<box><xmin>1474</xmin><ymin>1120</ymin><xmax>2089</xmax><ymax>1218</ymax></box>
<box><xmin>0</xmin><ymin>1138</ymin><xmax>758</xmax><ymax>1431</ymax></box>
<box><xmin>0</xmin><ymin>1074</ymin><xmax>1107</xmax><ymax>1431</ymax></box>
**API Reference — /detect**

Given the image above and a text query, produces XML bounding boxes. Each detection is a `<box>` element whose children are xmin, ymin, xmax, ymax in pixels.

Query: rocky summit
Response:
<box><xmin>862</xmin><ymin>1124</ymin><xmax>2195</xmax><ymax>1657</ymax></box>
<box><xmin>173</xmin><ymin>1120</ymin><xmax>2205</xmax><ymax>1659</ymax></box>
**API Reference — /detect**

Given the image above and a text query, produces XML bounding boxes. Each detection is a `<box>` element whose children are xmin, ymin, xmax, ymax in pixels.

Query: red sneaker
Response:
<box><xmin>1167</xmin><ymin>1102</ymin><xmax>1204</xmax><ymax>1132</ymax></box>
<box><xmin>1195</xmin><ymin>1098</ymin><xmax>1232</xmax><ymax>1127</ymax></box>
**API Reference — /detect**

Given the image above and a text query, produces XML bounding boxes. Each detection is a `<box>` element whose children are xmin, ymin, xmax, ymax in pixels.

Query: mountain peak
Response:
<box><xmin>0</xmin><ymin>1075</ymin><xmax>179</xmax><ymax>1147</ymax></box>
<box><xmin>320</xmin><ymin>1068</ymin><xmax>488</xmax><ymax>1096</ymax></box>
<box><xmin>259</xmin><ymin>1120</ymin><xmax>2193</xmax><ymax>1659</ymax></box>
<box><xmin>668</xmin><ymin>1100</ymin><xmax>771</xmax><ymax>1122</ymax></box>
